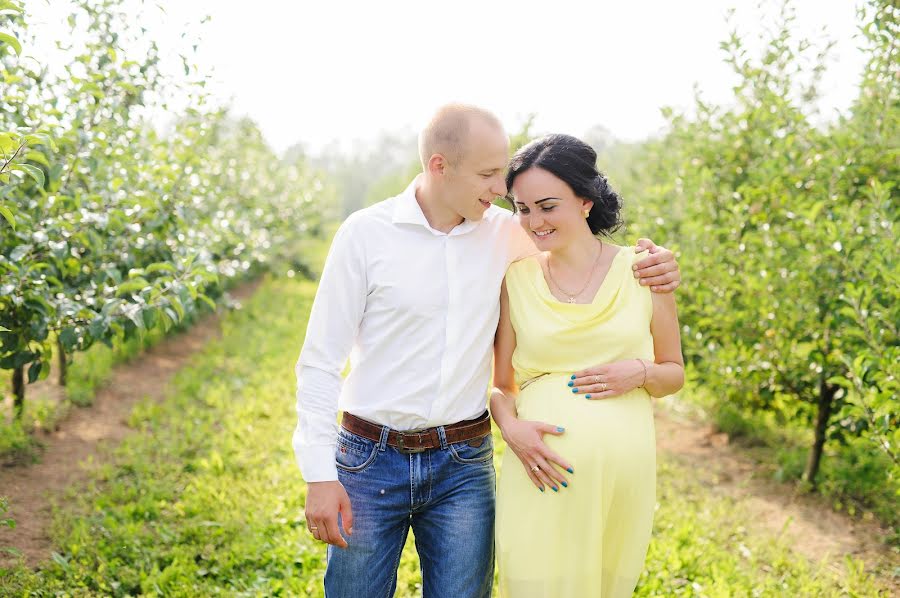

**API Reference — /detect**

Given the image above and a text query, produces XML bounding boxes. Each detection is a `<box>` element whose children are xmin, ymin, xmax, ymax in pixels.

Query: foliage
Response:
<box><xmin>0</xmin><ymin>0</ymin><xmax>334</xmax><ymax>417</ymax></box>
<box><xmin>607</xmin><ymin>0</ymin><xmax>898</xmax><ymax>494</ymax></box>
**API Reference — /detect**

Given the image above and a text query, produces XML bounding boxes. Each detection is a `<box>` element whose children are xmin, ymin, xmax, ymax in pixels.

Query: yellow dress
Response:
<box><xmin>496</xmin><ymin>246</ymin><xmax>656</xmax><ymax>598</ymax></box>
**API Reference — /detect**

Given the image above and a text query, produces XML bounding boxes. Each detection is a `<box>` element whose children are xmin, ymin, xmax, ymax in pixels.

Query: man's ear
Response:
<box><xmin>427</xmin><ymin>153</ymin><xmax>449</xmax><ymax>177</ymax></box>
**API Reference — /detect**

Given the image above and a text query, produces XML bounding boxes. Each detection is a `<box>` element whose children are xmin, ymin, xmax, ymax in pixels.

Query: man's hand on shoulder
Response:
<box><xmin>633</xmin><ymin>238</ymin><xmax>680</xmax><ymax>293</ymax></box>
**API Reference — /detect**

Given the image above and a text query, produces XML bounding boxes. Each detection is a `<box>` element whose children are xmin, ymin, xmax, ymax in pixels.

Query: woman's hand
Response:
<box><xmin>500</xmin><ymin>418</ymin><xmax>573</xmax><ymax>492</ymax></box>
<box><xmin>569</xmin><ymin>359</ymin><xmax>647</xmax><ymax>400</ymax></box>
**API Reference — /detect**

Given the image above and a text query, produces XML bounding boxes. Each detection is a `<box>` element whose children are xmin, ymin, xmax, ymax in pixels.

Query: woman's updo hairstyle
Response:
<box><xmin>505</xmin><ymin>134</ymin><xmax>623</xmax><ymax>236</ymax></box>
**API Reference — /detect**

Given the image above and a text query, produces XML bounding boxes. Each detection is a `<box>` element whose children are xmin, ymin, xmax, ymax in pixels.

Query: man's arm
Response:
<box><xmin>292</xmin><ymin>216</ymin><xmax>367</xmax><ymax>548</ymax></box>
<box><xmin>633</xmin><ymin>238</ymin><xmax>680</xmax><ymax>292</ymax></box>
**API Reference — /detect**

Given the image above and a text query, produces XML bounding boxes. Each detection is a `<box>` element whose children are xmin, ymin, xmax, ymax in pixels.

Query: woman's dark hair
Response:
<box><xmin>505</xmin><ymin>134</ymin><xmax>623</xmax><ymax>236</ymax></box>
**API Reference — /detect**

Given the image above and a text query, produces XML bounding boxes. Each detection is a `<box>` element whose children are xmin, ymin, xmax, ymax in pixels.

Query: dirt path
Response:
<box><xmin>0</xmin><ymin>280</ymin><xmax>260</xmax><ymax>568</ymax></box>
<box><xmin>655</xmin><ymin>404</ymin><xmax>898</xmax><ymax>591</ymax></box>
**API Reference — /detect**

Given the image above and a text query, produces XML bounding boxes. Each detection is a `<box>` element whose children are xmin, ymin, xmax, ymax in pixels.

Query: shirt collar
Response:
<box><xmin>392</xmin><ymin>175</ymin><xmax>482</xmax><ymax>236</ymax></box>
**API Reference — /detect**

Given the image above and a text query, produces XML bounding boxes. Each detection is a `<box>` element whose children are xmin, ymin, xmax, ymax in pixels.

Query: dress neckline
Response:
<box><xmin>529</xmin><ymin>245</ymin><xmax>628</xmax><ymax>307</ymax></box>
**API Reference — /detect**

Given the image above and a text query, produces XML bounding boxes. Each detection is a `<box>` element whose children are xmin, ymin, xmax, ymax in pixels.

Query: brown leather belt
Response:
<box><xmin>341</xmin><ymin>411</ymin><xmax>491</xmax><ymax>454</ymax></box>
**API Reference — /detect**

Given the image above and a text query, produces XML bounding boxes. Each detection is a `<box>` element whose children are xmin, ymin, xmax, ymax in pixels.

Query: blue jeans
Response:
<box><xmin>324</xmin><ymin>422</ymin><xmax>496</xmax><ymax>598</ymax></box>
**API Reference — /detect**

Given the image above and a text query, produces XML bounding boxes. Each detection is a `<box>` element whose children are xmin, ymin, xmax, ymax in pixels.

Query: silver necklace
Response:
<box><xmin>546</xmin><ymin>242</ymin><xmax>604</xmax><ymax>303</ymax></box>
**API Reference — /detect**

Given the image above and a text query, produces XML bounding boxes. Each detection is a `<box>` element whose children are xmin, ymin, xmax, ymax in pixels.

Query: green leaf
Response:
<box><xmin>0</xmin><ymin>31</ymin><xmax>22</xmax><ymax>56</ymax></box>
<box><xmin>9</xmin><ymin>243</ymin><xmax>31</xmax><ymax>261</ymax></box>
<box><xmin>27</xmin><ymin>360</ymin><xmax>41</xmax><ymax>383</ymax></box>
<box><xmin>24</xmin><ymin>151</ymin><xmax>50</xmax><ymax>168</ymax></box>
<box><xmin>115</xmin><ymin>278</ymin><xmax>150</xmax><ymax>296</ymax></box>
<box><xmin>145</xmin><ymin>262</ymin><xmax>176</xmax><ymax>275</ymax></box>
<box><xmin>58</xmin><ymin>327</ymin><xmax>78</xmax><ymax>351</ymax></box>
<box><xmin>0</xmin><ymin>132</ymin><xmax>16</xmax><ymax>154</ymax></box>
<box><xmin>197</xmin><ymin>294</ymin><xmax>216</xmax><ymax>311</ymax></box>
<box><xmin>11</xmin><ymin>163</ymin><xmax>44</xmax><ymax>188</ymax></box>
<box><xmin>0</xmin><ymin>204</ymin><xmax>14</xmax><ymax>229</ymax></box>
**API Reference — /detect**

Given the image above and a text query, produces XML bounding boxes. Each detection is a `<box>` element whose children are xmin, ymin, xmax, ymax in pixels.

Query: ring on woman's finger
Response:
<box><xmin>599</xmin><ymin>382</ymin><xmax>608</xmax><ymax>391</ymax></box>
<box><xmin>530</xmin><ymin>465</ymin><xmax>540</xmax><ymax>473</ymax></box>
<box><xmin>593</xmin><ymin>375</ymin><xmax>602</xmax><ymax>384</ymax></box>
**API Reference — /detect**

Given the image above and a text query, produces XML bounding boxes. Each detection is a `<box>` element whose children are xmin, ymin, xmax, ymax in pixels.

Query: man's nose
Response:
<box><xmin>490</xmin><ymin>176</ymin><xmax>507</xmax><ymax>198</ymax></box>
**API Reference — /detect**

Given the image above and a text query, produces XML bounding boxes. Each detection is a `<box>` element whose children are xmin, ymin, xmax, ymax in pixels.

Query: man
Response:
<box><xmin>293</xmin><ymin>104</ymin><xmax>680</xmax><ymax>597</ymax></box>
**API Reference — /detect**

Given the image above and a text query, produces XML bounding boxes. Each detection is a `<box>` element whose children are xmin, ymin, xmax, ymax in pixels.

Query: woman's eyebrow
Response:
<box><xmin>515</xmin><ymin>197</ymin><xmax>561</xmax><ymax>207</ymax></box>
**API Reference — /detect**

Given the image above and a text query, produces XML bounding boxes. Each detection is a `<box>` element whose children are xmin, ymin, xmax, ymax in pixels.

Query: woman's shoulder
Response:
<box><xmin>507</xmin><ymin>252</ymin><xmax>542</xmax><ymax>275</ymax></box>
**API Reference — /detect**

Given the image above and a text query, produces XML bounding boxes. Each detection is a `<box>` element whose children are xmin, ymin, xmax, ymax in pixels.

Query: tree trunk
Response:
<box><xmin>57</xmin><ymin>336</ymin><xmax>68</xmax><ymax>387</ymax></box>
<box><xmin>803</xmin><ymin>382</ymin><xmax>836</xmax><ymax>488</ymax></box>
<box><xmin>12</xmin><ymin>366</ymin><xmax>25</xmax><ymax>420</ymax></box>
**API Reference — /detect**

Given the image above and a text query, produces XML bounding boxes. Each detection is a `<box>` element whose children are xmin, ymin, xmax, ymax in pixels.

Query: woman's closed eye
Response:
<box><xmin>518</xmin><ymin>206</ymin><xmax>556</xmax><ymax>214</ymax></box>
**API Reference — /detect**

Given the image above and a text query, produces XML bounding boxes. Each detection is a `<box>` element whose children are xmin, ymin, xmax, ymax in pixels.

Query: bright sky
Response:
<box><xmin>26</xmin><ymin>0</ymin><xmax>867</xmax><ymax>155</ymax></box>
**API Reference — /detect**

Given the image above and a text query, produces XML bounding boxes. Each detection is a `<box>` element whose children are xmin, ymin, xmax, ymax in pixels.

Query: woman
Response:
<box><xmin>491</xmin><ymin>134</ymin><xmax>684</xmax><ymax>597</ymax></box>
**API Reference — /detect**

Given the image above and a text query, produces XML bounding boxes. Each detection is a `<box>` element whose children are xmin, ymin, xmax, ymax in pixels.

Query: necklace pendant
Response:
<box><xmin>567</xmin><ymin>297</ymin><xmax>577</xmax><ymax>304</ymax></box>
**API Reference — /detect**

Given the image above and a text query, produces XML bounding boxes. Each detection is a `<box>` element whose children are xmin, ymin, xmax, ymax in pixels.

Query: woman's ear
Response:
<box><xmin>582</xmin><ymin>200</ymin><xmax>594</xmax><ymax>218</ymax></box>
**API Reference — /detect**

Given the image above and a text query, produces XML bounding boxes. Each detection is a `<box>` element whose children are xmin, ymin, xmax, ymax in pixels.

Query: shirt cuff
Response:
<box><xmin>295</xmin><ymin>443</ymin><xmax>339</xmax><ymax>482</ymax></box>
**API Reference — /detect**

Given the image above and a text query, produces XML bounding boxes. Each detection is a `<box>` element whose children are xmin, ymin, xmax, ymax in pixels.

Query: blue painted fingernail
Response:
<box><xmin>556</xmin><ymin>426</ymin><xmax>565</xmax><ymax>432</ymax></box>
<box><xmin>567</xmin><ymin>467</ymin><xmax>575</xmax><ymax>473</ymax></box>
<box><xmin>585</xmin><ymin>394</ymin><xmax>591</xmax><ymax>399</ymax></box>
<box><xmin>567</xmin><ymin>381</ymin><xmax>573</xmax><ymax>387</ymax></box>
<box><xmin>552</xmin><ymin>486</ymin><xmax>559</xmax><ymax>492</ymax></box>
<box><xmin>561</xmin><ymin>481</ymin><xmax>568</xmax><ymax>488</ymax></box>
<box><xmin>571</xmin><ymin>375</ymin><xmax>576</xmax><ymax>380</ymax></box>
<box><xmin>571</xmin><ymin>388</ymin><xmax>578</xmax><ymax>393</ymax></box>
<box><xmin>539</xmin><ymin>487</ymin><xmax>544</xmax><ymax>492</ymax></box>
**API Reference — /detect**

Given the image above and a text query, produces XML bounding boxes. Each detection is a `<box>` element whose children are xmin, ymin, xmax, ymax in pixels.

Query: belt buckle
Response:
<box><xmin>396</xmin><ymin>432</ymin><xmax>427</xmax><ymax>454</ymax></box>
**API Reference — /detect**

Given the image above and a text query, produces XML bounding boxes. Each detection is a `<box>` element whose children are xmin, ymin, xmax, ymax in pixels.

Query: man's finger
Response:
<box><xmin>340</xmin><ymin>499</ymin><xmax>354</xmax><ymax>537</ymax></box>
<box><xmin>633</xmin><ymin>250</ymin><xmax>672</xmax><ymax>271</ymax></box>
<box><xmin>324</xmin><ymin>516</ymin><xmax>348</xmax><ymax>549</ymax></box>
<box><xmin>651</xmin><ymin>280</ymin><xmax>681</xmax><ymax>293</ymax></box>
<box><xmin>635</xmin><ymin>238</ymin><xmax>658</xmax><ymax>252</ymax></box>
<box><xmin>634</xmin><ymin>262</ymin><xmax>677</xmax><ymax>279</ymax></box>
<box><xmin>639</xmin><ymin>272</ymin><xmax>679</xmax><ymax>287</ymax></box>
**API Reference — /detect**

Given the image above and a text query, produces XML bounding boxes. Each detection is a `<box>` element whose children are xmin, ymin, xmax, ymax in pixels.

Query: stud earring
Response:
<box><xmin>583</xmin><ymin>210</ymin><xmax>590</xmax><ymax>218</ymax></box>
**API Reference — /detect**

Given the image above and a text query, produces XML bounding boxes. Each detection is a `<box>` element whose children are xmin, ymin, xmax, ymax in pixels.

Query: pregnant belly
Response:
<box><xmin>516</xmin><ymin>373</ymin><xmax>656</xmax><ymax>464</ymax></box>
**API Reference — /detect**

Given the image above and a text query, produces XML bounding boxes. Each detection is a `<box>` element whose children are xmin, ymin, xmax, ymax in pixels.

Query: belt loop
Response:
<box><xmin>436</xmin><ymin>426</ymin><xmax>449</xmax><ymax>450</ymax></box>
<box><xmin>377</xmin><ymin>425</ymin><xmax>390</xmax><ymax>451</ymax></box>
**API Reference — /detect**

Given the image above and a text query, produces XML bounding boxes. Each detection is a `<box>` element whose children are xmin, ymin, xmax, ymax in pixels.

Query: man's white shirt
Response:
<box><xmin>293</xmin><ymin>177</ymin><xmax>535</xmax><ymax>481</ymax></box>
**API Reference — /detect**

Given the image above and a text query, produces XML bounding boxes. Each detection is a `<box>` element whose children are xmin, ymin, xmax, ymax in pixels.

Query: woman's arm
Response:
<box><xmin>489</xmin><ymin>279</ymin><xmax>520</xmax><ymax>431</ymax></box>
<box><xmin>490</xmin><ymin>280</ymin><xmax>572</xmax><ymax>491</ymax></box>
<box><xmin>642</xmin><ymin>291</ymin><xmax>685</xmax><ymax>397</ymax></box>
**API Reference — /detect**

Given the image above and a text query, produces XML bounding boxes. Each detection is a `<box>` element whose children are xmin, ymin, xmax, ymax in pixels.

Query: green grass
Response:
<box><xmin>0</xmin><ymin>274</ymin><xmax>892</xmax><ymax>596</ymax></box>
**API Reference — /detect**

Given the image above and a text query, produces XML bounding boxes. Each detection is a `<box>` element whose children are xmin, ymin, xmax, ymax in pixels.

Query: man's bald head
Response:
<box><xmin>418</xmin><ymin>104</ymin><xmax>505</xmax><ymax>169</ymax></box>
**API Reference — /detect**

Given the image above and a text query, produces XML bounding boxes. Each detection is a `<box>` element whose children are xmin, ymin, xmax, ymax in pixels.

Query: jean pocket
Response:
<box><xmin>448</xmin><ymin>434</ymin><xmax>494</xmax><ymax>465</ymax></box>
<box><xmin>335</xmin><ymin>430</ymin><xmax>379</xmax><ymax>472</ymax></box>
